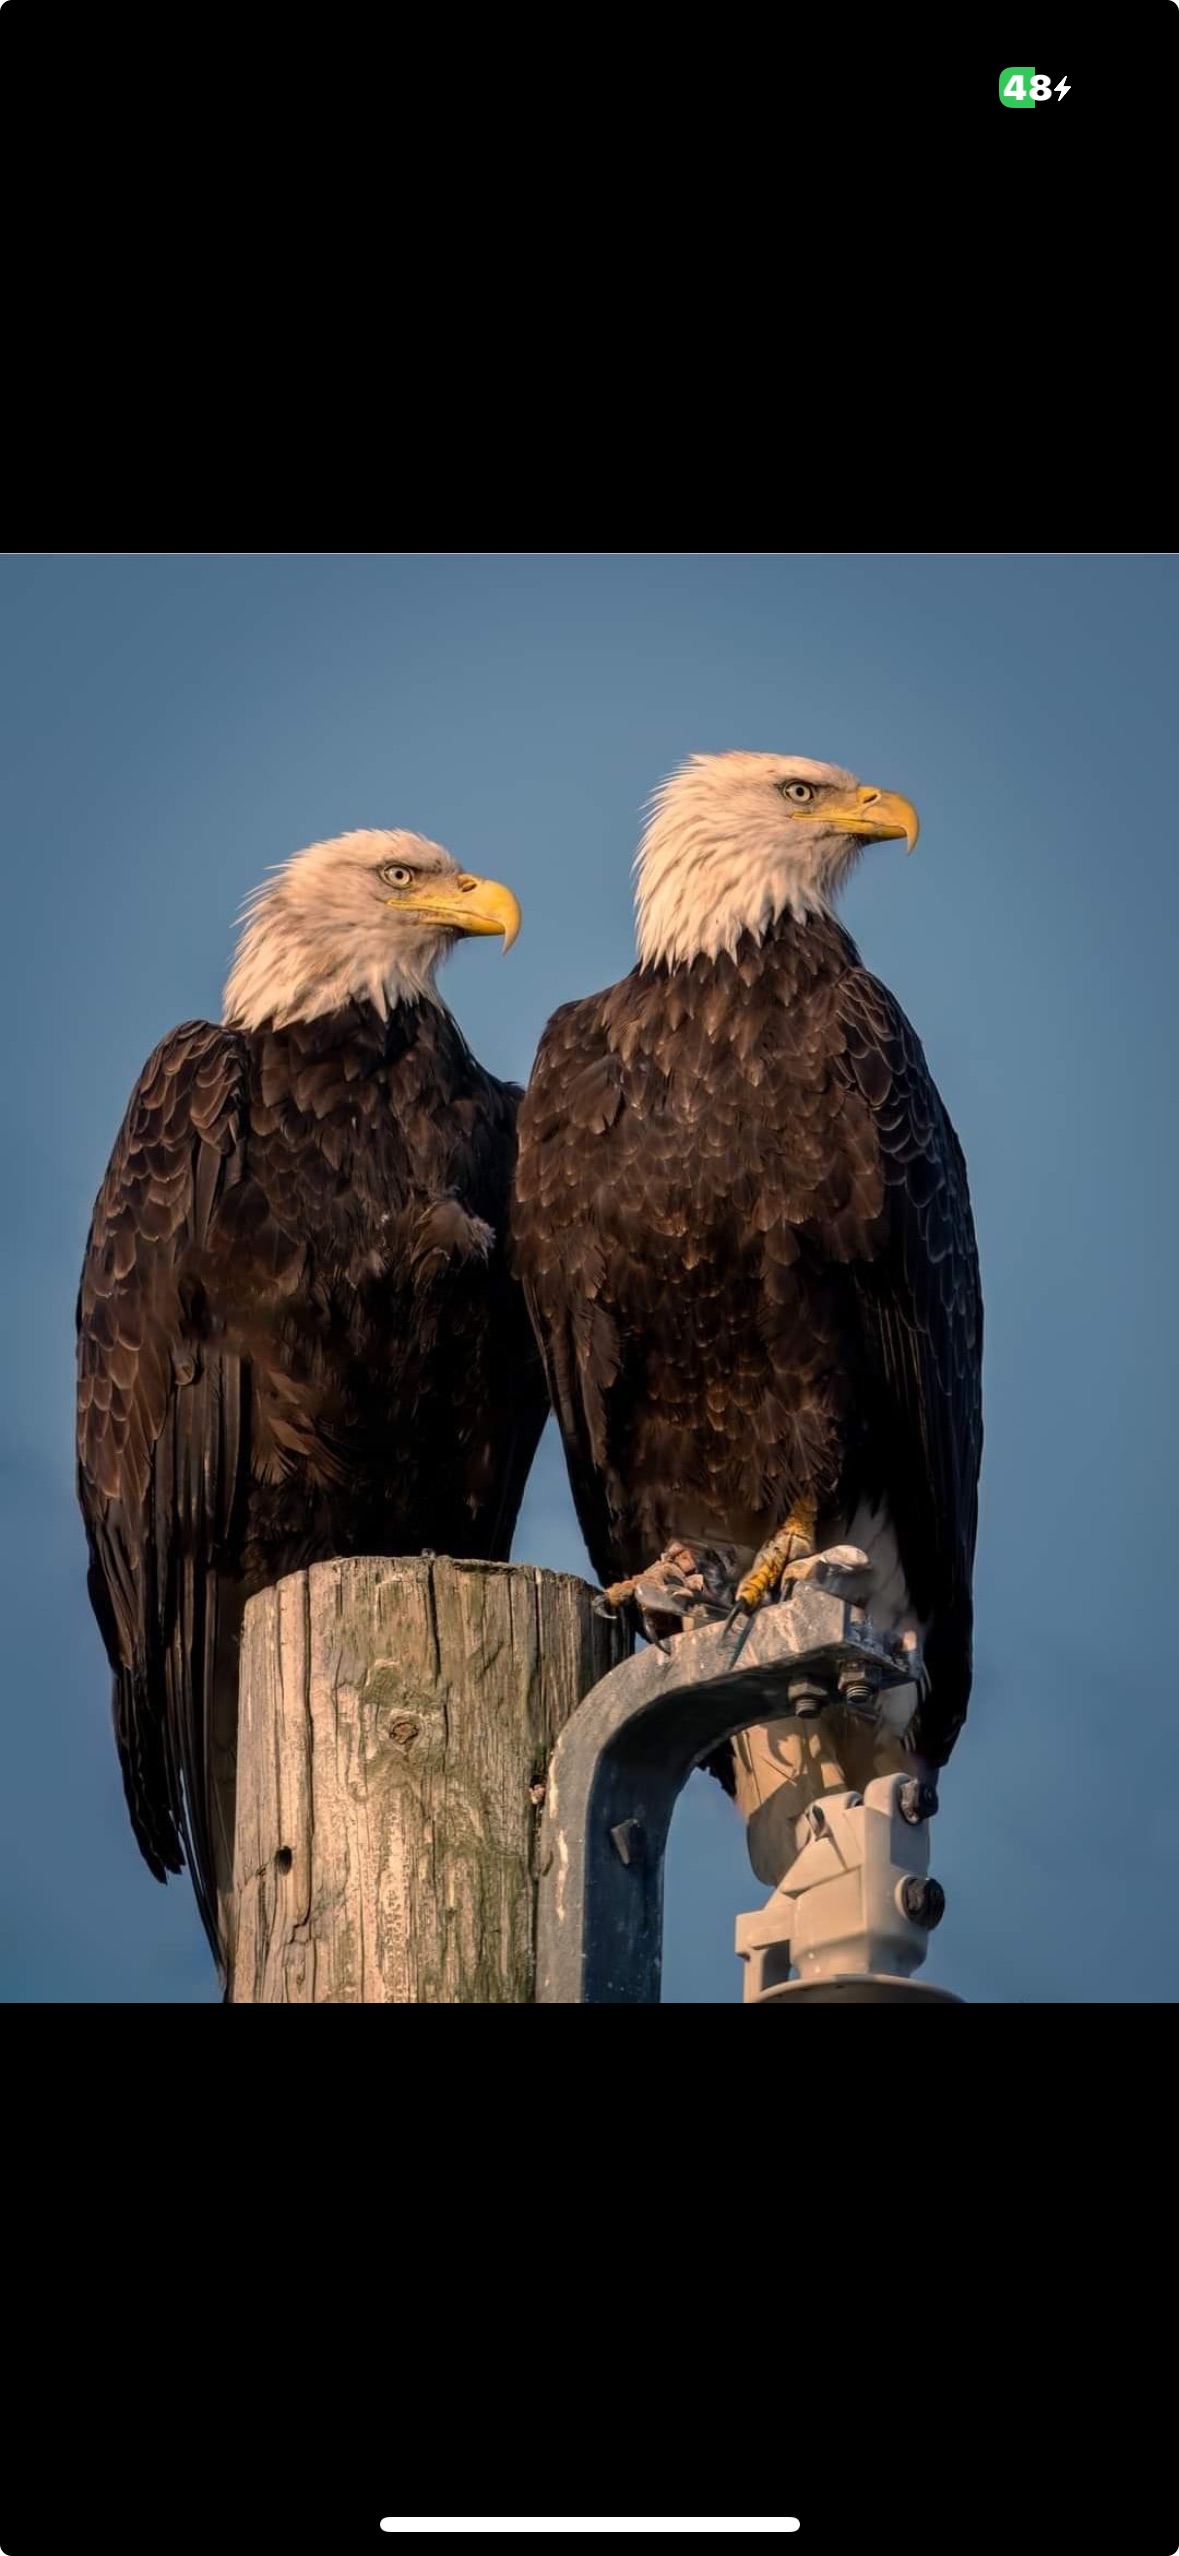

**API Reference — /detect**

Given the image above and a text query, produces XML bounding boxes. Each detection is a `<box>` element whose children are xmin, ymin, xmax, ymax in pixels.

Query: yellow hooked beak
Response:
<box><xmin>386</xmin><ymin>872</ymin><xmax>522</xmax><ymax>949</ymax></box>
<box><xmin>793</xmin><ymin>783</ymin><xmax>920</xmax><ymax>855</ymax></box>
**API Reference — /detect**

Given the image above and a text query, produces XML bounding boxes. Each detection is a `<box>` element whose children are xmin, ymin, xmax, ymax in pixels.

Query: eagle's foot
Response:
<box><xmin>730</xmin><ymin>1498</ymin><xmax>821</xmax><ymax>1620</ymax></box>
<box><xmin>725</xmin><ymin>1501</ymin><xmax>875</xmax><ymax>1633</ymax></box>
<box><xmin>726</xmin><ymin>1537</ymin><xmax>873</xmax><ymax>1625</ymax></box>
<box><xmin>596</xmin><ymin>1540</ymin><xmax>743</xmax><ymax>1641</ymax></box>
<box><xmin>598</xmin><ymin>1570</ymin><xmax>647</xmax><ymax>1614</ymax></box>
<box><xmin>598</xmin><ymin>1541</ymin><xmax>710</xmax><ymax>1624</ymax></box>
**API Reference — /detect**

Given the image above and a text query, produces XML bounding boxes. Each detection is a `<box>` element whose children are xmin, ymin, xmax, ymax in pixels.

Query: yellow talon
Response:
<box><xmin>735</xmin><ymin>1498</ymin><xmax>819</xmax><ymax>1612</ymax></box>
<box><xmin>735</xmin><ymin>1550</ymin><xmax>787</xmax><ymax>1610</ymax></box>
<box><xmin>601</xmin><ymin>1573</ymin><xmax>641</xmax><ymax>1609</ymax></box>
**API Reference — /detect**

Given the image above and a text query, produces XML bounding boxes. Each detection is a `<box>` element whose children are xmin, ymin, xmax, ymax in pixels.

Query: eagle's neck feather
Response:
<box><xmin>223</xmin><ymin>894</ymin><xmax>444</xmax><ymax>1032</ymax></box>
<box><xmin>634</xmin><ymin>802</ymin><xmax>832</xmax><ymax>970</ymax></box>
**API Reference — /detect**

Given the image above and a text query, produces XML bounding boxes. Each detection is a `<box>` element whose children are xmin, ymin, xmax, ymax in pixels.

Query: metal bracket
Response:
<box><xmin>736</xmin><ymin>1773</ymin><xmax>961</xmax><ymax>2003</ymax></box>
<box><xmin>535</xmin><ymin>1580</ymin><xmax>953</xmax><ymax>2004</ymax></box>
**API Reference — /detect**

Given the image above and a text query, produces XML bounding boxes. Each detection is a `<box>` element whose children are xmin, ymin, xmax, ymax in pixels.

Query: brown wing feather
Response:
<box><xmin>832</xmin><ymin>967</ymin><xmax>983</xmax><ymax>1762</ymax></box>
<box><xmin>76</xmin><ymin>1022</ymin><xmax>250</xmax><ymax>1953</ymax></box>
<box><xmin>512</xmin><ymin>995</ymin><xmax>633</xmax><ymax>1576</ymax></box>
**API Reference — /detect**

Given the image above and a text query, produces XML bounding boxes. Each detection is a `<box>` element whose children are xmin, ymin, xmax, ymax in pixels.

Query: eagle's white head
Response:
<box><xmin>222</xmin><ymin>828</ymin><xmax>521</xmax><ymax>1032</ymax></box>
<box><xmin>634</xmin><ymin>751</ymin><xmax>920</xmax><ymax>971</ymax></box>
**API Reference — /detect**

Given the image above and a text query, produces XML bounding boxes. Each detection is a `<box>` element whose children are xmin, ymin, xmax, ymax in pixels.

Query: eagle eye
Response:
<box><xmin>780</xmin><ymin>780</ymin><xmax>815</xmax><ymax>805</ymax></box>
<box><xmin>382</xmin><ymin>864</ymin><xmax>414</xmax><ymax>889</ymax></box>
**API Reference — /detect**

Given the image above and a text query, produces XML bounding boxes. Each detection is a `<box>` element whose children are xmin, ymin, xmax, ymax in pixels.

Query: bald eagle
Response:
<box><xmin>77</xmin><ymin>830</ymin><xmax>548</xmax><ymax>1970</ymax></box>
<box><xmin>513</xmin><ymin>754</ymin><xmax>983</xmax><ymax>1876</ymax></box>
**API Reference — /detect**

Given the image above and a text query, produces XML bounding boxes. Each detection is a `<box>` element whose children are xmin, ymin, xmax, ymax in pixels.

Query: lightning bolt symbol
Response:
<box><xmin>1055</xmin><ymin>73</ymin><xmax>1071</xmax><ymax>98</ymax></box>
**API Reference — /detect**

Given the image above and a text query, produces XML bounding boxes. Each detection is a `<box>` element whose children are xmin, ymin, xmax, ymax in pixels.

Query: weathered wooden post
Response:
<box><xmin>229</xmin><ymin>1556</ymin><xmax>625</xmax><ymax>2004</ymax></box>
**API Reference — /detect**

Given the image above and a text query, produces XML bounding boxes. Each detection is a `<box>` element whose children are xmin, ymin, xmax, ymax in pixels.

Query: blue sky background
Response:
<box><xmin>1</xmin><ymin>551</ymin><xmax>1175</xmax><ymax>2004</ymax></box>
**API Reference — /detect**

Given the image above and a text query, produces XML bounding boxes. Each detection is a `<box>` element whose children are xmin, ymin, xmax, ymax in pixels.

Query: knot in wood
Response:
<box><xmin>360</xmin><ymin>1660</ymin><xmax>449</xmax><ymax>1776</ymax></box>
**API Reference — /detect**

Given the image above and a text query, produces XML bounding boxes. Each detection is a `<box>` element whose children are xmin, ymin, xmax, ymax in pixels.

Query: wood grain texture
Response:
<box><xmin>230</xmin><ymin>1557</ymin><xmax>626</xmax><ymax>2003</ymax></box>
